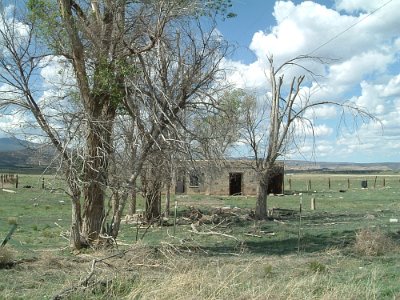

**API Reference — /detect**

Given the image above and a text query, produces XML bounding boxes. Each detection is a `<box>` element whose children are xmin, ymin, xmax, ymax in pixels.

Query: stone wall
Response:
<box><xmin>178</xmin><ymin>160</ymin><xmax>283</xmax><ymax>196</ymax></box>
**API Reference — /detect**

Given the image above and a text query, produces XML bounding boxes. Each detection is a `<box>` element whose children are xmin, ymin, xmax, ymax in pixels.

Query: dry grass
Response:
<box><xmin>0</xmin><ymin>242</ymin><xmax>395</xmax><ymax>299</ymax></box>
<box><xmin>0</xmin><ymin>247</ymin><xmax>14</xmax><ymax>268</ymax></box>
<box><xmin>353</xmin><ymin>228</ymin><xmax>396</xmax><ymax>256</ymax></box>
<box><xmin>125</xmin><ymin>253</ymin><xmax>381</xmax><ymax>300</ymax></box>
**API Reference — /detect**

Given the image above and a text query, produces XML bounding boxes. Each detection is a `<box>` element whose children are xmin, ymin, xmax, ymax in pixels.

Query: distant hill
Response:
<box><xmin>285</xmin><ymin>160</ymin><xmax>400</xmax><ymax>173</ymax></box>
<box><xmin>0</xmin><ymin>137</ymin><xmax>399</xmax><ymax>173</ymax></box>
<box><xmin>0</xmin><ymin>137</ymin><xmax>51</xmax><ymax>171</ymax></box>
<box><xmin>0</xmin><ymin>137</ymin><xmax>36</xmax><ymax>152</ymax></box>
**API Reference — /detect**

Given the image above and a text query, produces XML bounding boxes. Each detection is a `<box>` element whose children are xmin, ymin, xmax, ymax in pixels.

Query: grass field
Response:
<box><xmin>1</xmin><ymin>173</ymin><xmax>400</xmax><ymax>299</ymax></box>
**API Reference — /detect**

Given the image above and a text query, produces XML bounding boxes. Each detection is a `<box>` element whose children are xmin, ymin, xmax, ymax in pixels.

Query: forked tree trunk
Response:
<box><xmin>110</xmin><ymin>191</ymin><xmax>128</xmax><ymax>239</ymax></box>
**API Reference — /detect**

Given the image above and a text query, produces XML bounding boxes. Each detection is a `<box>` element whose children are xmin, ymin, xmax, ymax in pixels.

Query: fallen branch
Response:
<box><xmin>273</xmin><ymin>219</ymin><xmax>286</xmax><ymax>225</ymax></box>
<box><xmin>190</xmin><ymin>223</ymin><xmax>239</xmax><ymax>241</ymax></box>
<box><xmin>244</xmin><ymin>233</ymin><xmax>262</xmax><ymax>238</ymax></box>
<box><xmin>52</xmin><ymin>250</ymin><xmax>126</xmax><ymax>300</ymax></box>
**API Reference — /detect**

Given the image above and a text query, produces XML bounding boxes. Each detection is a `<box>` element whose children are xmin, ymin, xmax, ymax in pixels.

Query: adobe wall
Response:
<box><xmin>181</xmin><ymin>160</ymin><xmax>283</xmax><ymax>196</ymax></box>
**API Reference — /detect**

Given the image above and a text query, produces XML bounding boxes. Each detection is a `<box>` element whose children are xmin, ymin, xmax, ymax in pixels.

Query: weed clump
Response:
<box><xmin>354</xmin><ymin>228</ymin><xmax>395</xmax><ymax>256</ymax></box>
<box><xmin>0</xmin><ymin>247</ymin><xmax>15</xmax><ymax>268</ymax></box>
<box><xmin>7</xmin><ymin>217</ymin><xmax>17</xmax><ymax>225</ymax></box>
<box><xmin>308</xmin><ymin>260</ymin><xmax>326</xmax><ymax>273</ymax></box>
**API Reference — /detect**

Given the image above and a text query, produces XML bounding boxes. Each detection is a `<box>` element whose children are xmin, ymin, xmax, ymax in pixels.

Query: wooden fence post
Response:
<box><xmin>328</xmin><ymin>177</ymin><xmax>331</xmax><ymax>189</ymax></box>
<box><xmin>288</xmin><ymin>178</ymin><xmax>292</xmax><ymax>190</ymax></box>
<box><xmin>347</xmin><ymin>178</ymin><xmax>350</xmax><ymax>189</ymax></box>
<box><xmin>383</xmin><ymin>178</ymin><xmax>386</xmax><ymax>187</ymax></box>
<box><xmin>307</xmin><ymin>179</ymin><xmax>311</xmax><ymax>192</ymax></box>
<box><xmin>15</xmin><ymin>174</ymin><xmax>18</xmax><ymax>189</ymax></box>
<box><xmin>311</xmin><ymin>197</ymin><xmax>316</xmax><ymax>210</ymax></box>
<box><xmin>42</xmin><ymin>178</ymin><xmax>45</xmax><ymax>189</ymax></box>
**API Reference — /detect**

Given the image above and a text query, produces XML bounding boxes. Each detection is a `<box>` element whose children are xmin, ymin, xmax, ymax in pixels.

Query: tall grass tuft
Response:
<box><xmin>354</xmin><ymin>228</ymin><xmax>395</xmax><ymax>256</ymax></box>
<box><xmin>0</xmin><ymin>247</ymin><xmax>15</xmax><ymax>268</ymax></box>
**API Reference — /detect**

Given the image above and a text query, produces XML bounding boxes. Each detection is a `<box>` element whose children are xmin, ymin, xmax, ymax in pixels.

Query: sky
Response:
<box><xmin>215</xmin><ymin>0</ymin><xmax>400</xmax><ymax>163</ymax></box>
<box><xmin>0</xmin><ymin>0</ymin><xmax>399</xmax><ymax>163</ymax></box>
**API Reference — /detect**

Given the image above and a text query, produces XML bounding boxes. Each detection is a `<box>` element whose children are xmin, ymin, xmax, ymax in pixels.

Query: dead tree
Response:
<box><xmin>238</xmin><ymin>55</ymin><xmax>376</xmax><ymax>219</ymax></box>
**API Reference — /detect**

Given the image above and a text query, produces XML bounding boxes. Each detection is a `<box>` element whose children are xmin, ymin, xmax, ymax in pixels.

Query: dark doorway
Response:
<box><xmin>175</xmin><ymin>177</ymin><xmax>185</xmax><ymax>194</ymax></box>
<box><xmin>268</xmin><ymin>173</ymin><xmax>284</xmax><ymax>194</ymax></box>
<box><xmin>229</xmin><ymin>173</ymin><xmax>242</xmax><ymax>195</ymax></box>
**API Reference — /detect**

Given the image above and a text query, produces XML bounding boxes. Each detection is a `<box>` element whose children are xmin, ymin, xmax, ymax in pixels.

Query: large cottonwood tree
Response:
<box><xmin>0</xmin><ymin>0</ymin><xmax>233</xmax><ymax>248</ymax></box>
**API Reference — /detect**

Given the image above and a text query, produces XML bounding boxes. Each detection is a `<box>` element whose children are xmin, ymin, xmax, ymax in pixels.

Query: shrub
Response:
<box><xmin>7</xmin><ymin>217</ymin><xmax>17</xmax><ymax>225</ymax></box>
<box><xmin>354</xmin><ymin>228</ymin><xmax>395</xmax><ymax>256</ymax></box>
<box><xmin>308</xmin><ymin>260</ymin><xmax>326</xmax><ymax>273</ymax></box>
<box><xmin>0</xmin><ymin>247</ymin><xmax>15</xmax><ymax>268</ymax></box>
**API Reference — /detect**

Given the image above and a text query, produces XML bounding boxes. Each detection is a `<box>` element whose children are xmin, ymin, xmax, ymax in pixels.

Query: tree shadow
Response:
<box><xmin>201</xmin><ymin>211</ymin><xmax>362</xmax><ymax>256</ymax></box>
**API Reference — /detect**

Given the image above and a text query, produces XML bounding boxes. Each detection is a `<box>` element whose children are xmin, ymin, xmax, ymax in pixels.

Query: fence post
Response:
<box><xmin>307</xmin><ymin>179</ymin><xmax>311</xmax><ymax>192</ymax></box>
<box><xmin>15</xmin><ymin>174</ymin><xmax>18</xmax><ymax>189</ymax></box>
<box><xmin>347</xmin><ymin>178</ymin><xmax>350</xmax><ymax>189</ymax></box>
<box><xmin>383</xmin><ymin>178</ymin><xmax>386</xmax><ymax>187</ymax></box>
<box><xmin>311</xmin><ymin>197</ymin><xmax>316</xmax><ymax>210</ymax></box>
<box><xmin>328</xmin><ymin>177</ymin><xmax>331</xmax><ymax>189</ymax></box>
<box><xmin>42</xmin><ymin>178</ymin><xmax>45</xmax><ymax>189</ymax></box>
<box><xmin>288</xmin><ymin>178</ymin><xmax>292</xmax><ymax>190</ymax></box>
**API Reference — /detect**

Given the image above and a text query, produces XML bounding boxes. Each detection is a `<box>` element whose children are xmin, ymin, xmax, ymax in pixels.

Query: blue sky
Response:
<box><xmin>0</xmin><ymin>1</ymin><xmax>399</xmax><ymax>163</ymax></box>
<box><xmin>215</xmin><ymin>0</ymin><xmax>400</xmax><ymax>163</ymax></box>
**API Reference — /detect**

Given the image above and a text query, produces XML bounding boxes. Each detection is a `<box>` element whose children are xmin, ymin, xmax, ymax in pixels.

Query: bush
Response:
<box><xmin>308</xmin><ymin>260</ymin><xmax>326</xmax><ymax>273</ymax></box>
<box><xmin>0</xmin><ymin>247</ymin><xmax>15</xmax><ymax>268</ymax></box>
<box><xmin>354</xmin><ymin>228</ymin><xmax>395</xmax><ymax>256</ymax></box>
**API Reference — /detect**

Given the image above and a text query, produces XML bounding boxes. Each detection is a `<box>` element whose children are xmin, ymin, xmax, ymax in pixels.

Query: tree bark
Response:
<box><xmin>142</xmin><ymin>163</ymin><xmax>163</xmax><ymax>222</ymax></box>
<box><xmin>70</xmin><ymin>195</ymin><xmax>82</xmax><ymax>249</ymax></box>
<box><xmin>81</xmin><ymin>101</ymin><xmax>116</xmax><ymax>242</ymax></box>
<box><xmin>165</xmin><ymin>182</ymin><xmax>171</xmax><ymax>217</ymax></box>
<box><xmin>128</xmin><ymin>184</ymin><xmax>137</xmax><ymax>215</ymax></box>
<box><xmin>110</xmin><ymin>191</ymin><xmax>128</xmax><ymax>239</ymax></box>
<box><xmin>255</xmin><ymin>172</ymin><xmax>270</xmax><ymax>220</ymax></box>
<box><xmin>145</xmin><ymin>190</ymin><xmax>162</xmax><ymax>222</ymax></box>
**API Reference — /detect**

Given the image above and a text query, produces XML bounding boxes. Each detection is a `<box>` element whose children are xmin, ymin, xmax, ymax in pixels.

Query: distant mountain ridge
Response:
<box><xmin>0</xmin><ymin>137</ymin><xmax>37</xmax><ymax>152</ymax></box>
<box><xmin>0</xmin><ymin>138</ymin><xmax>399</xmax><ymax>172</ymax></box>
<box><xmin>285</xmin><ymin>160</ymin><xmax>400</xmax><ymax>172</ymax></box>
<box><xmin>0</xmin><ymin>137</ymin><xmax>48</xmax><ymax>170</ymax></box>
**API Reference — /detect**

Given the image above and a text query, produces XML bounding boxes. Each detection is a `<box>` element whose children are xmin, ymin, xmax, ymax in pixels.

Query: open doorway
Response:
<box><xmin>175</xmin><ymin>177</ymin><xmax>185</xmax><ymax>194</ymax></box>
<box><xmin>229</xmin><ymin>173</ymin><xmax>242</xmax><ymax>195</ymax></box>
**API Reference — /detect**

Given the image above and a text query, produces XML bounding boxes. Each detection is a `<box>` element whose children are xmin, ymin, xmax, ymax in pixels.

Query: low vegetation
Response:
<box><xmin>1</xmin><ymin>173</ymin><xmax>400</xmax><ymax>299</ymax></box>
<box><xmin>354</xmin><ymin>228</ymin><xmax>396</xmax><ymax>256</ymax></box>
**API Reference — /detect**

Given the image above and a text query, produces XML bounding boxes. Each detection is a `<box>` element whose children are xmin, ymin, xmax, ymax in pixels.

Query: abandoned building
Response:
<box><xmin>175</xmin><ymin>160</ymin><xmax>284</xmax><ymax>196</ymax></box>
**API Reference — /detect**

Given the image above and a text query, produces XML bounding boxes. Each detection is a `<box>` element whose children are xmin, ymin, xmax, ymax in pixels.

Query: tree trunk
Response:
<box><xmin>128</xmin><ymin>181</ymin><xmax>137</xmax><ymax>215</ymax></box>
<box><xmin>82</xmin><ymin>181</ymin><xmax>105</xmax><ymax>241</ymax></box>
<box><xmin>70</xmin><ymin>195</ymin><xmax>82</xmax><ymax>249</ymax></box>
<box><xmin>81</xmin><ymin>105</ymin><xmax>115</xmax><ymax>242</ymax></box>
<box><xmin>255</xmin><ymin>172</ymin><xmax>270</xmax><ymax>219</ymax></box>
<box><xmin>145</xmin><ymin>188</ymin><xmax>162</xmax><ymax>222</ymax></box>
<box><xmin>165</xmin><ymin>182</ymin><xmax>171</xmax><ymax>217</ymax></box>
<box><xmin>111</xmin><ymin>191</ymin><xmax>128</xmax><ymax>239</ymax></box>
<box><xmin>142</xmin><ymin>160</ymin><xmax>163</xmax><ymax>222</ymax></box>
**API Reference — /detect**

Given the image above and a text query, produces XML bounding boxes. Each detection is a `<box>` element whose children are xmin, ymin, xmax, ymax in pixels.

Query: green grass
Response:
<box><xmin>1</xmin><ymin>173</ymin><xmax>400</xmax><ymax>299</ymax></box>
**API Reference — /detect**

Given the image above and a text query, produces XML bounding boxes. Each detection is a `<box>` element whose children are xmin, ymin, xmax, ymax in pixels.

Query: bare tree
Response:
<box><xmin>0</xmin><ymin>1</ymin><xmax>233</xmax><ymax>248</ymax></box>
<box><xmin>237</xmin><ymin>55</ymin><xmax>375</xmax><ymax>219</ymax></box>
<box><xmin>119</xmin><ymin>17</ymin><xmax>230</xmax><ymax>223</ymax></box>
